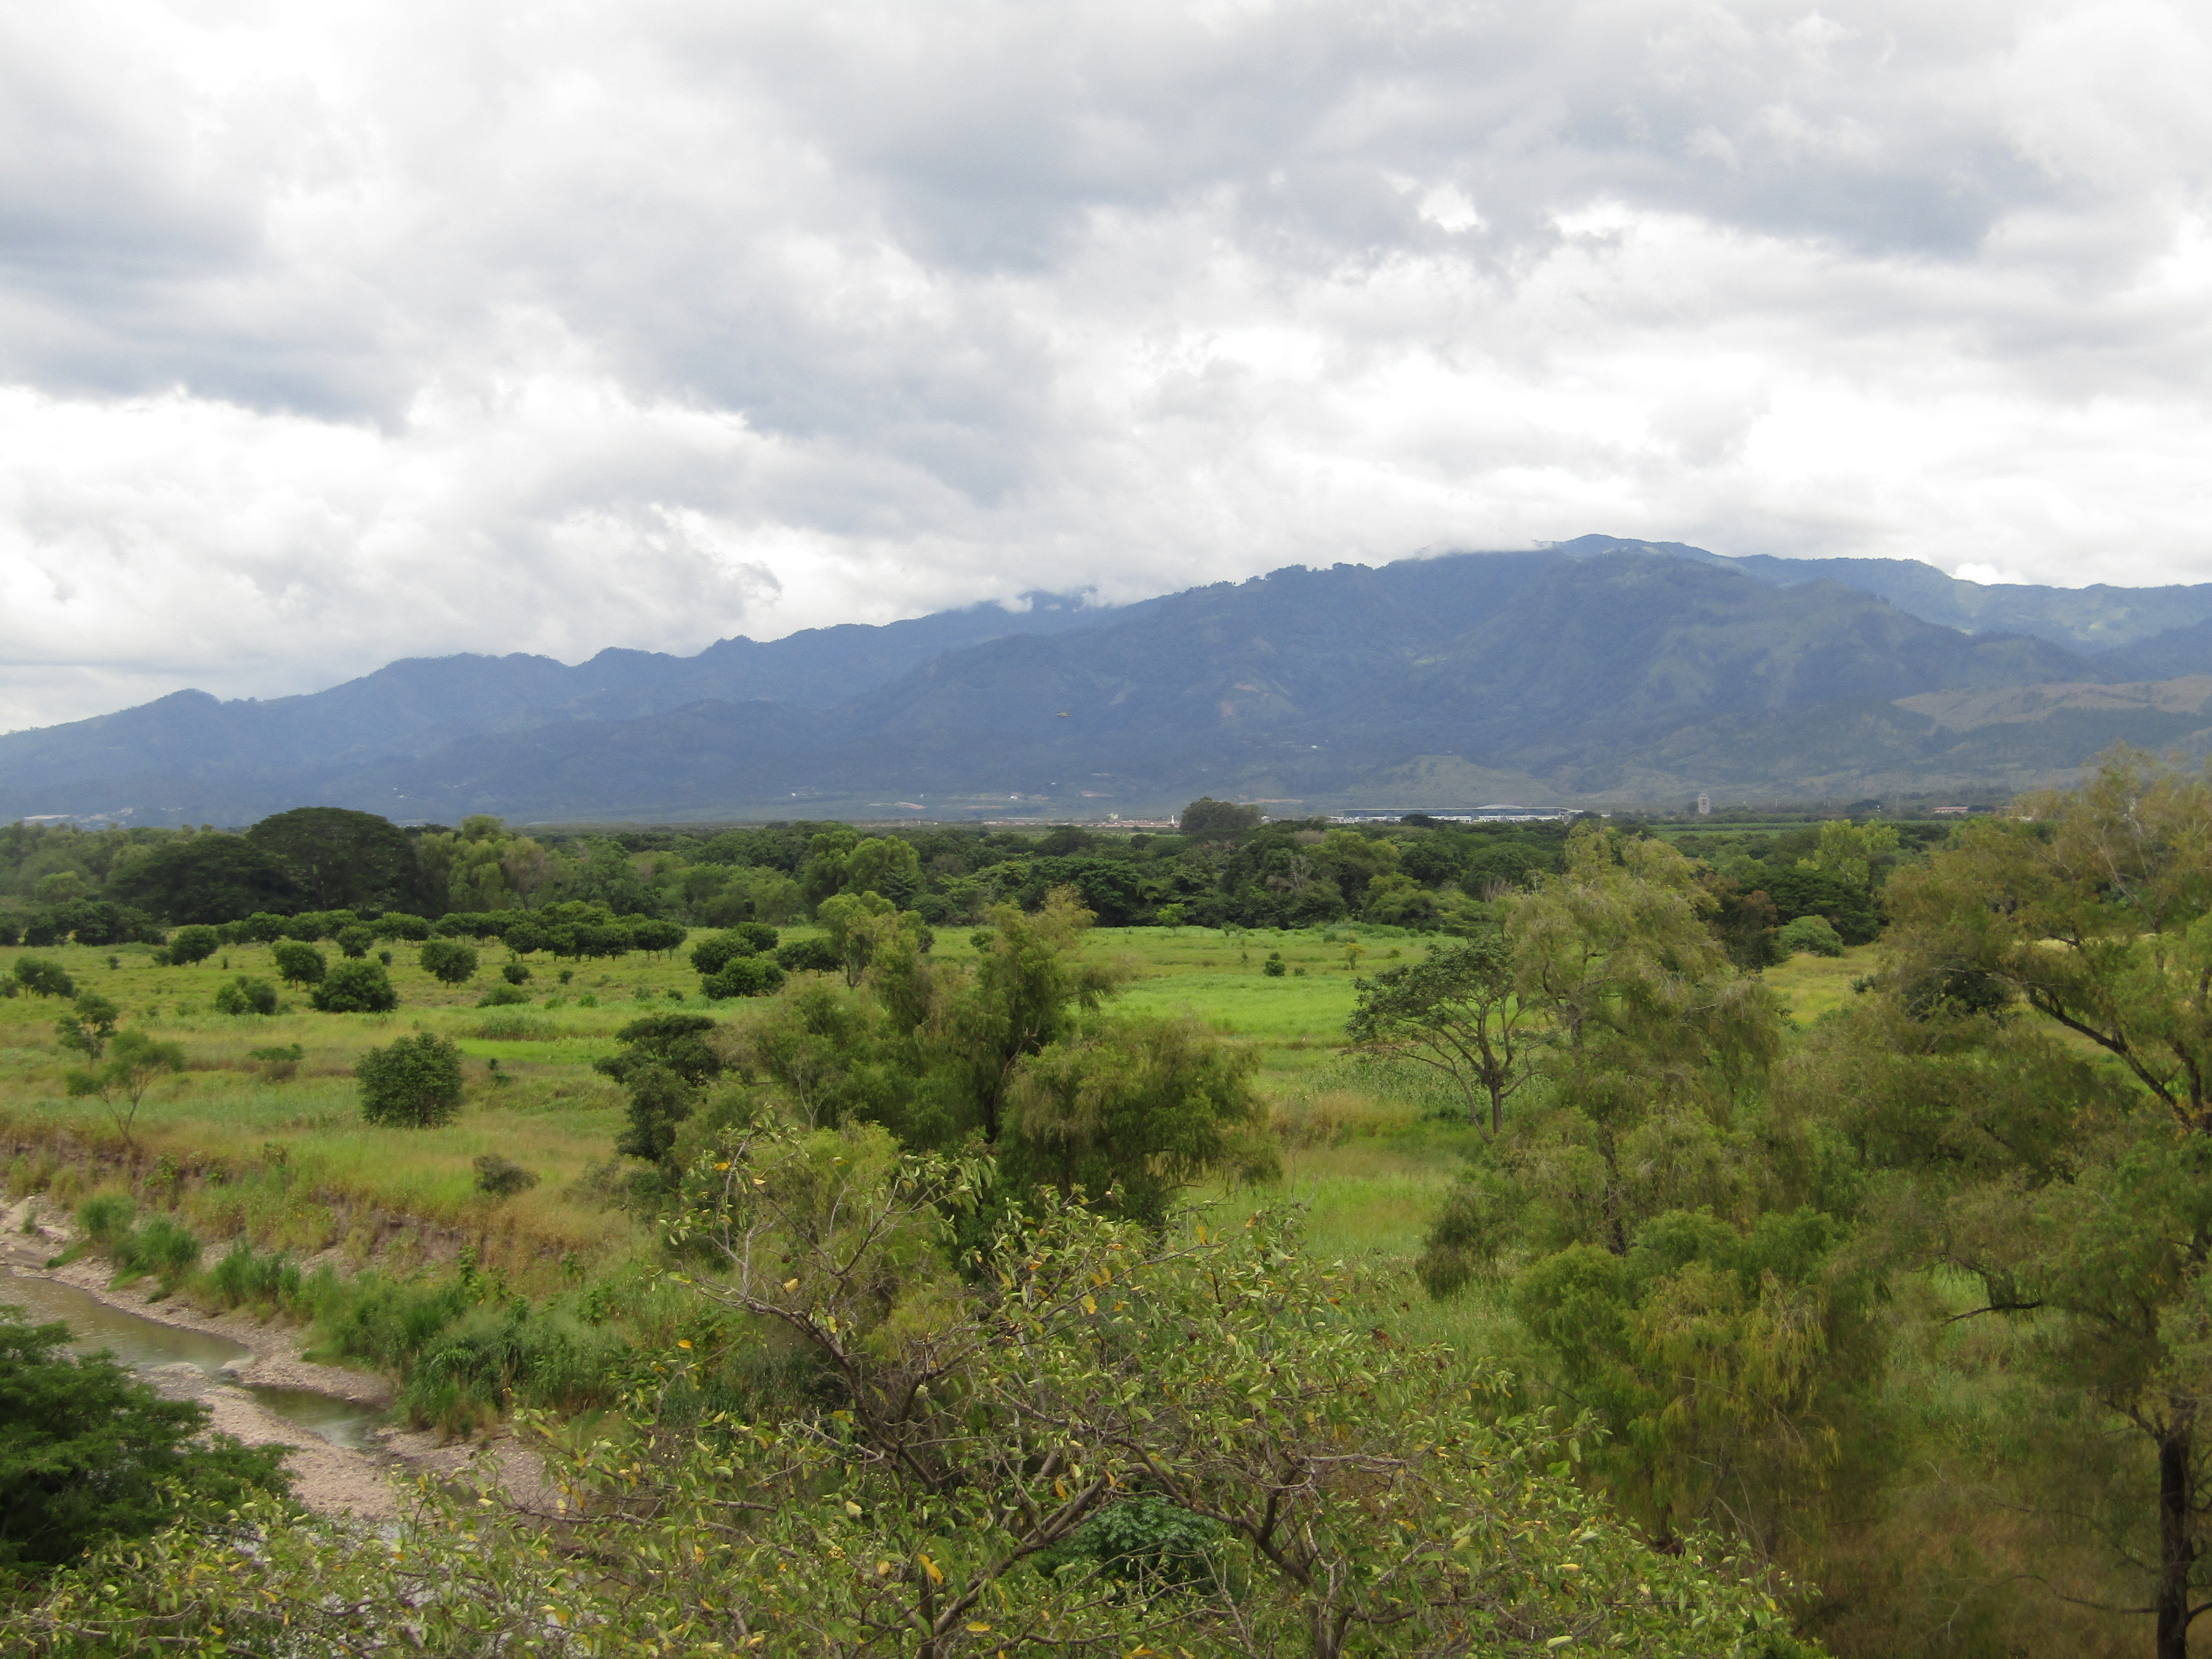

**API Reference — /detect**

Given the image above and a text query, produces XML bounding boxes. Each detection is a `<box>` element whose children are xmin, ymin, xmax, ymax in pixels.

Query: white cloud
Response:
<box><xmin>2</xmin><ymin>0</ymin><xmax>2211</xmax><ymax>729</ymax></box>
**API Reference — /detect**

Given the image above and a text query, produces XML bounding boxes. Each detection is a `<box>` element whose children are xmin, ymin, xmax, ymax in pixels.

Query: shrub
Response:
<box><xmin>271</xmin><ymin>942</ymin><xmax>325</xmax><ymax>987</ymax></box>
<box><xmin>1262</xmin><ymin>953</ymin><xmax>1287</xmax><ymax>977</ymax></box>
<box><xmin>626</xmin><ymin>917</ymin><xmax>688</xmax><ymax>957</ymax></box>
<box><xmin>477</xmin><ymin>982</ymin><xmax>532</xmax><ymax>1007</ymax></box>
<box><xmin>207</xmin><ymin>1240</ymin><xmax>302</xmax><ymax>1309</ymax></box>
<box><xmin>165</xmin><ymin>925</ymin><xmax>220</xmax><ymax>966</ymax></box>
<box><xmin>690</xmin><ymin>930</ymin><xmax>758</xmax><ymax>977</ymax></box>
<box><xmin>473</xmin><ymin>1154</ymin><xmax>538</xmax><ymax>1197</ymax></box>
<box><xmin>356</xmin><ymin>1032</ymin><xmax>464</xmax><ymax>1127</ymax></box>
<box><xmin>335</xmin><ymin>925</ymin><xmax>374</xmax><ymax>959</ymax></box>
<box><xmin>248</xmin><ymin>1043</ymin><xmax>302</xmax><ymax>1081</ymax></box>
<box><xmin>773</xmin><ymin>937</ymin><xmax>841</xmax><ymax>974</ymax></box>
<box><xmin>235</xmin><ymin>912</ymin><xmax>291</xmax><ymax>943</ymax></box>
<box><xmin>311</xmin><ymin>960</ymin><xmax>397</xmax><ymax>1012</ymax></box>
<box><xmin>75</xmin><ymin>1193</ymin><xmax>135</xmax><ymax>1248</ymax></box>
<box><xmin>12</xmin><ymin>957</ymin><xmax>76</xmax><ymax>999</ymax></box>
<box><xmin>212</xmin><ymin>976</ymin><xmax>279</xmax><ymax>1017</ymax></box>
<box><xmin>110</xmin><ymin>1215</ymin><xmax>204</xmax><ymax>1292</ymax></box>
<box><xmin>1778</xmin><ymin>915</ymin><xmax>1846</xmax><ymax>957</ymax></box>
<box><xmin>501</xmin><ymin>961</ymin><xmax>531</xmax><ymax>985</ymax></box>
<box><xmin>705</xmin><ymin>955</ymin><xmax>785</xmax><ymax>999</ymax></box>
<box><xmin>475</xmin><ymin>1013</ymin><xmax>555</xmax><ymax>1041</ymax></box>
<box><xmin>419</xmin><ymin>938</ymin><xmax>479</xmax><ymax>985</ymax></box>
<box><xmin>0</xmin><ymin>1307</ymin><xmax>289</xmax><ymax>1576</ymax></box>
<box><xmin>371</xmin><ymin>912</ymin><xmax>432</xmax><ymax>941</ymax></box>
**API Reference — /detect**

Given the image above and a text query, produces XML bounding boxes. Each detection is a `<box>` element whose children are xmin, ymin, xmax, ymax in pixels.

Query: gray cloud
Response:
<box><xmin>2</xmin><ymin>0</ymin><xmax>2209</xmax><ymax>731</ymax></box>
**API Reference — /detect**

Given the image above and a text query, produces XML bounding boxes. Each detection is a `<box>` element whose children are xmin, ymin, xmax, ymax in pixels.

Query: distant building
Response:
<box><xmin>1696</xmin><ymin>793</ymin><xmax>1711</xmax><ymax>817</ymax></box>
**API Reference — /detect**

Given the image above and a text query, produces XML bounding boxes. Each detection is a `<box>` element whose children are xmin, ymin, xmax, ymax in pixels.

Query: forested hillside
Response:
<box><xmin>16</xmin><ymin>544</ymin><xmax>2212</xmax><ymax>823</ymax></box>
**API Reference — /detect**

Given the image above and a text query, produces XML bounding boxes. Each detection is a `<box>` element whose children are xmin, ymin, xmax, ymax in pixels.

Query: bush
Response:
<box><xmin>206</xmin><ymin>1240</ymin><xmax>301</xmax><ymax>1309</ymax></box>
<box><xmin>501</xmin><ymin>961</ymin><xmax>531</xmax><ymax>985</ymax></box>
<box><xmin>271</xmin><ymin>942</ymin><xmax>325</xmax><ymax>987</ymax></box>
<box><xmin>419</xmin><ymin>938</ymin><xmax>479</xmax><ymax>985</ymax></box>
<box><xmin>109</xmin><ymin>1215</ymin><xmax>204</xmax><ymax>1292</ymax></box>
<box><xmin>335</xmin><ymin>925</ymin><xmax>374</xmax><ymax>959</ymax></box>
<box><xmin>1262</xmin><ymin>953</ymin><xmax>1287</xmax><ymax>977</ymax></box>
<box><xmin>0</xmin><ymin>1306</ymin><xmax>289</xmax><ymax>1575</ymax></box>
<box><xmin>12</xmin><ymin>957</ymin><xmax>76</xmax><ymax>999</ymax></box>
<box><xmin>165</xmin><ymin>925</ymin><xmax>220</xmax><ymax>966</ymax></box>
<box><xmin>626</xmin><ymin>917</ymin><xmax>687</xmax><ymax>956</ymax></box>
<box><xmin>212</xmin><ymin>976</ymin><xmax>279</xmax><ymax>1017</ymax></box>
<box><xmin>704</xmin><ymin>955</ymin><xmax>785</xmax><ymax>999</ymax></box>
<box><xmin>311</xmin><ymin>960</ymin><xmax>398</xmax><ymax>1013</ymax></box>
<box><xmin>475</xmin><ymin>1013</ymin><xmax>556</xmax><ymax>1041</ymax></box>
<box><xmin>1778</xmin><ymin>915</ymin><xmax>1846</xmax><ymax>957</ymax></box>
<box><xmin>690</xmin><ymin>930</ymin><xmax>761</xmax><ymax>977</ymax></box>
<box><xmin>235</xmin><ymin>912</ymin><xmax>291</xmax><ymax>943</ymax></box>
<box><xmin>371</xmin><ymin>912</ymin><xmax>432</xmax><ymax>941</ymax></box>
<box><xmin>75</xmin><ymin>1193</ymin><xmax>135</xmax><ymax>1247</ymax></box>
<box><xmin>477</xmin><ymin>982</ymin><xmax>532</xmax><ymax>1007</ymax></box>
<box><xmin>356</xmin><ymin>1032</ymin><xmax>464</xmax><ymax>1127</ymax></box>
<box><xmin>473</xmin><ymin>1154</ymin><xmax>538</xmax><ymax>1197</ymax></box>
<box><xmin>773</xmin><ymin>936</ymin><xmax>841</xmax><ymax>974</ymax></box>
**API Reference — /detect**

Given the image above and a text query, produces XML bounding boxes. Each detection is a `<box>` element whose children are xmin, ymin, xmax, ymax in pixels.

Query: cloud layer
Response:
<box><xmin>3</xmin><ymin>0</ymin><xmax>2209</xmax><ymax>730</ymax></box>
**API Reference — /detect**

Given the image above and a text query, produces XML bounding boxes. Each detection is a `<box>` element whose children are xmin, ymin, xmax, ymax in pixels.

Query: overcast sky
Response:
<box><xmin>2</xmin><ymin>0</ymin><xmax>2208</xmax><ymax>732</ymax></box>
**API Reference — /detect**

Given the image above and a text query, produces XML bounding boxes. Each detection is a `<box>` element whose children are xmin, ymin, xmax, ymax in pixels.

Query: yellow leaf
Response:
<box><xmin>1082</xmin><ymin>1295</ymin><xmax>1097</xmax><ymax>1314</ymax></box>
<box><xmin>677</xmin><ymin>1340</ymin><xmax>693</xmax><ymax>1350</ymax></box>
<box><xmin>845</xmin><ymin>1501</ymin><xmax>863</xmax><ymax>1518</ymax></box>
<box><xmin>967</xmin><ymin>1623</ymin><xmax>993</xmax><ymax>1633</ymax></box>
<box><xmin>921</xmin><ymin>1554</ymin><xmax>943</xmax><ymax>1583</ymax></box>
<box><xmin>784</xmin><ymin>1279</ymin><xmax>800</xmax><ymax>1291</ymax></box>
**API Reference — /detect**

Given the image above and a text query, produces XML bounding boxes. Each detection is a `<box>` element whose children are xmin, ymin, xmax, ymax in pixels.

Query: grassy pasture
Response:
<box><xmin>0</xmin><ymin>925</ymin><xmax>1876</xmax><ymax>1277</ymax></box>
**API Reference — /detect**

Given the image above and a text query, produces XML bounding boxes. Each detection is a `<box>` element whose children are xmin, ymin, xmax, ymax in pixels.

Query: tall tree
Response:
<box><xmin>108</xmin><ymin>834</ymin><xmax>301</xmax><ymax>924</ymax></box>
<box><xmin>246</xmin><ymin>808</ymin><xmax>421</xmax><ymax>912</ymax></box>
<box><xmin>1878</xmin><ymin>747</ymin><xmax>2212</xmax><ymax>1658</ymax></box>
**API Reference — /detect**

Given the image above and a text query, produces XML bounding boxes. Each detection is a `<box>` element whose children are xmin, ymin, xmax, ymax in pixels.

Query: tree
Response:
<box><xmin>107</xmin><ymin>834</ymin><xmax>300</xmax><ymax>926</ymax></box>
<box><xmin>310</xmin><ymin>960</ymin><xmax>398</xmax><ymax>1013</ymax></box>
<box><xmin>1179</xmin><ymin>797</ymin><xmax>1262</xmax><ymax>837</ymax></box>
<box><xmin>0</xmin><ymin>1305</ymin><xmax>288</xmax><ymax>1577</ymax></box>
<box><xmin>418</xmin><ymin>938</ymin><xmax>479</xmax><ymax>984</ymax></box>
<box><xmin>246</xmin><ymin>807</ymin><xmax>422</xmax><ymax>912</ymax></box>
<box><xmin>270</xmin><ymin>942</ymin><xmax>325</xmax><ymax>988</ymax></box>
<box><xmin>334</xmin><ymin>924</ymin><xmax>374</xmax><ymax>959</ymax></box>
<box><xmin>64</xmin><ymin>1030</ymin><xmax>186</xmax><ymax>1148</ymax></box>
<box><xmin>12</xmin><ymin>958</ymin><xmax>75</xmax><ymax>999</ymax></box>
<box><xmin>53</xmin><ymin>992</ymin><xmax>120</xmax><ymax>1064</ymax></box>
<box><xmin>704</xmin><ymin>955</ymin><xmax>784</xmax><ymax>999</ymax></box>
<box><xmin>598</xmin><ymin>1014</ymin><xmax>727</xmax><ymax>1171</ymax></box>
<box><xmin>1874</xmin><ymin>748</ymin><xmax>2212</xmax><ymax>1657</ymax></box>
<box><xmin>213</xmin><ymin>976</ymin><xmax>279</xmax><ymax>1016</ymax></box>
<box><xmin>162</xmin><ymin>924</ymin><xmax>220</xmax><ymax>966</ymax></box>
<box><xmin>1000</xmin><ymin>1015</ymin><xmax>1270</xmax><ymax>1225</ymax></box>
<box><xmin>356</xmin><ymin>1033</ymin><xmax>464</xmax><ymax>1127</ymax></box>
<box><xmin>1346</xmin><ymin>936</ymin><xmax>1534</xmax><ymax>1137</ymax></box>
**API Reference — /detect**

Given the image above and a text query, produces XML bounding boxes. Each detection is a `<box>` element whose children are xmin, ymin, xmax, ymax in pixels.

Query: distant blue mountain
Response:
<box><xmin>11</xmin><ymin>542</ymin><xmax>2212</xmax><ymax>823</ymax></box>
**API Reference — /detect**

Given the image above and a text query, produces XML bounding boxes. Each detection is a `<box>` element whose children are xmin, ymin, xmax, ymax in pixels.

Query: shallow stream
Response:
<box><xmin>0</xmin><ymin>1269</ymin><xmax>387</xmax><ymax>1450</ymax></box>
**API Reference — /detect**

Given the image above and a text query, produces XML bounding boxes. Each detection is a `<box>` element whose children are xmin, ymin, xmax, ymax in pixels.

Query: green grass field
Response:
<box><xmin>0</xmin><ymin>924</ymin><xmax>1873</xmax><ymax>1280</ymax></box>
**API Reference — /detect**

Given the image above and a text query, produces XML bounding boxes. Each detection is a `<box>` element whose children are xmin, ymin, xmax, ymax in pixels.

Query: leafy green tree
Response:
<box><xmin>1797</xmin><ymin>817</ymin><xmax>1899</xmax><ymax>892</ymax></box>
<box><xmin>212</xmin><ymin>976</ymin><xmax>278</xmax><ymax>1016</ymax></box>
<box><xmin>1000</xmin><ymin>1015</ymin><xmax>1270</xmax><ymax>1225</ymax></box>
<box><xmin>64</xmin><ymin>1030</ymin><xmax>186</xmax><ymax>1148</ymax></box>
<box><xmin>1346</xmin><ymin>936</ymin><xmax>1533</xmax><ymax>1136</ymax></box>
<box><xmin>333</xmin><ymin>924</ymin><xmax>374</xmax><ymax>959</ymax></box>
<box><xmin>309</xmin><ymin>959</ymin><xmax>397</xmax><ymax>1013</ymax></box>
<box><xmin>598</xmin><ymin>1014</ymin><xmax>727</xmax><ymax>1171</ymax></box>
<box><xmin>270</xmin><ymin>942</ymin><xmax>325</xmax><ymax>988</ymax></box>
<box><xmin>816</xmin><ymin>890</ymin><xmax>914</xmax><ymax>987</ymax></box>
<box><xmin>0</xmin><ymin>1305</ymin><xmax>289</xmax><ymax>1577</ymax></box>
<box><xmin>1872</xmin><ymin>748</ymin><xmax>2212</xmax><ymax>1657</ymax></box>
<box><xmin>53</xmin><ymin>992</ymin><xmax>120</xmax><ymax>1063</ymax></box>
<box><xmin>107</xmin><ymin>834</ymin><xmax>300</xmax><ymax>926</ymax></box>
<box><xmin>703</xmin><ymin>955</ymin><xmax>784</xmax><ymax>999</ymax></box>
<box><xmin>690</xmin><ymin>925</ymin><xmax>776</xmax><ymax>977</ymax></box>
<box><xmin>246</xmin><ymin>807</ymin><xmax>422</xmax><ymax>912</ymax></box>
<box><xmin>162</xmin><ymin>924</ymin><xmax>220</xmax><ymax>966</ymax></box>
<box><xmin>12</xmin><ymin>957</ymin><xmax>75</xmax><ymax>999</ymax></box>
<box><xmin>1777</xmin><ymin>915</ymin><xmax>1843</xmax><ymax>957</ymax></box>
<box><xmin>356</xmin><ymin>1033</ymin><xmax>464</xmax><ymax>1127</ymax></box>
<box><xmin>1179</xmin><ymin>797</ymin><xmax>1263</xmax><ymax>837</ymax></box>
<box><xmin>418</xmin><ymin>937</ymin><xmax>478</xmax><ymax>984</ymax></box>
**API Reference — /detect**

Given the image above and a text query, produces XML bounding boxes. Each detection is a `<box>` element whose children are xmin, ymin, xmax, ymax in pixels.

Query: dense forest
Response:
<box><xmin>7</xmin><ymin>763</ymin><xmax>2206</xmax><ymax>1656</ymax></box>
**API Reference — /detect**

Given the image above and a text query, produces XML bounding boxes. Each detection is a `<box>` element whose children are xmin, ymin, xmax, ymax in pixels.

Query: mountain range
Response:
<box><xmin>9</xmin><ymin>536</ymin><xmax>2212</xmax><ymax>824</ymax></box>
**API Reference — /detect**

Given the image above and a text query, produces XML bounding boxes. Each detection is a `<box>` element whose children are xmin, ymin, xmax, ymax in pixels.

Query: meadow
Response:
<box><xmin>0</xmin><ymin>921</ymin><xmax>1870</xmax><ymax>1276</ymax></box>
